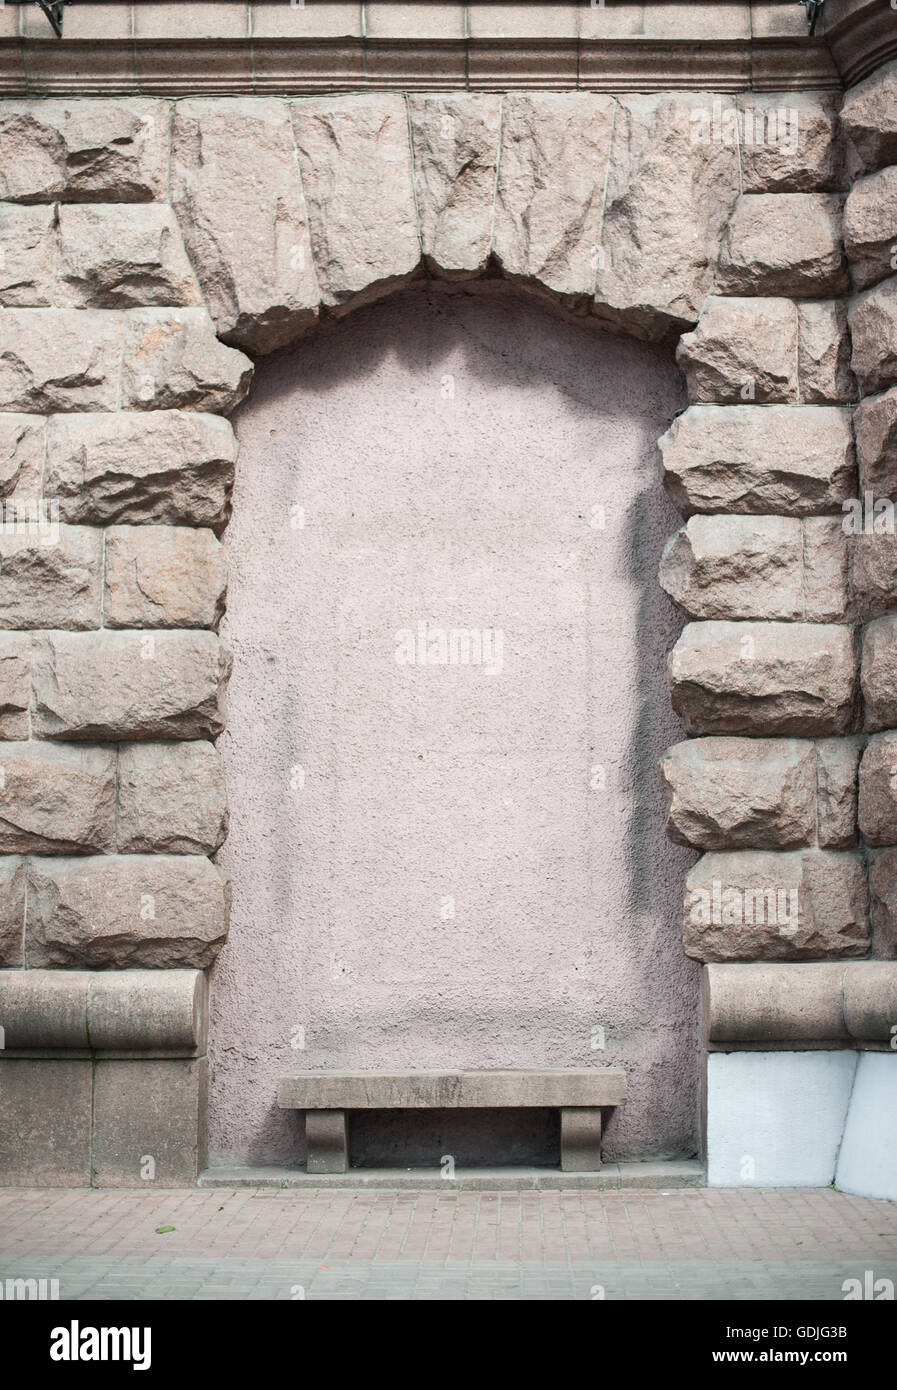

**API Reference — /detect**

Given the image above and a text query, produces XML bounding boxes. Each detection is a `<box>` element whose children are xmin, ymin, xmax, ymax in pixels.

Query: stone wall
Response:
<box><xmin>1</xmin><ymin>53</ymin><xmax>897</xmax><ymax>1182</ymax></box>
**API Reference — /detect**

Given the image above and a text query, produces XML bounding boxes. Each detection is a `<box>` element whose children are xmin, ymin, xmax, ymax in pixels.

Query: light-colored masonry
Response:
<box><xmin>0</xmin><ymin>2</ymin><xmax>894</xmax><ymax>1192</ymax></box>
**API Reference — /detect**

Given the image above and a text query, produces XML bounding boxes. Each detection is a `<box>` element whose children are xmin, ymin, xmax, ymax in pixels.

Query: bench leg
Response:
<box><xmin>305</xmin><ymin>1110</ymin><xmax>348</xmax><ymax>1173</ymax></box>
<box><xmin>560</xmin><ymin>1107</ymin><xmax>602</xmax><ymax>1172</ymax></box>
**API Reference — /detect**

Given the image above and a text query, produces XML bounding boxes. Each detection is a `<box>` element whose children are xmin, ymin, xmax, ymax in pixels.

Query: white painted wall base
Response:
<box><xmin>707</xmin><ymin>1052</ymin><xmax>857</xmax><ymax>1188</ymax></box>
<box><xmin>834</xmin><ymin>1053</ymin><xmax>897</xmax><ymax>1201</ymax></box>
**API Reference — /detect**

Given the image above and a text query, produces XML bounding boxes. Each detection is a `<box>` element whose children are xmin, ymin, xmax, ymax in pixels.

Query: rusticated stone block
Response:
<box><xmin>659</xmin><ymin>515</ymin><xmax>847</xmax><ymax>622</ymax></box>
<box><xmin>92</xmin><ymin>1057</ymin><xmax>208</xmax><ymax>1187</ymax></box>
<box><xmin>0</xmin><ymin>855</ymin><xmax>25</xmax><ymax>965</ymax></box>
<box><xmin>675</xmin><ymin>297</ymin><xmax>798</xmax><ymax>404</ymax></box>
<box><xmin>171</xmin><ymin>98</ymin><xmax>319</xmax><ymax>354</ymax></box>
<box><xmin>861</xmin><ymin>614</ymin><xmax>897</xmax><ymax>732</ymax></box>
<box><xmin>0</xmin><ymin>632</ymin><xmax>32</xmax><ymax>739</ymax></box>
<box><xmin>849</xmin><ymin>277</ymin><xmax>897</xmax><ymax>398</ymax></box>
<box><xmin>716</xmin><ymin>194</ymin><xmax>848</xmax><ymax>298</ymax></box>
<box><xmin>848</xmin><ymin>532</ymin><xmax>897</xmax><ymax>622</ymax></box>
<box><xmin>104</xmin><ymin>526</ymin><xmax>226</xmax><ymax>630</ymax></box>
<box><xmin>668</xmin><ymin>621</ymin><xmax>859</xmax><ymax>737</ymax></box>
<box><xmin>840</xmin><ymin>58</ymin><xmax>897</xmax><ymax>175</ymax></box>
<box><xmin>736</xmin><ymin>93</ymin><xmax>842</xmax><ymax>194</ymax></box>
<box><xmin>0</xmin><ymin>99</ymin><xmax>169</xmax><ymax>203</ymax></box>
<box><xmin>120</xmin><ymin>308</ymin><xmax>253</xmax><ymax>415</ymax></box>
<box><xmin>683</xmin><ymin>849</ymin><xmax>870</xmax><ymax>961</ymax></box>
<box><xmin>855</xmin><ymin>387</ymin><xmax>897</xmax><ymax>497</ymax></box>
<box><xmin>0</xmin><ymin>205</ymin><xmax>55</xmax><ymax>307</ymax></box>
<box><xmin>408</xmin><ymin>94</ymin><xmax>501</xmax><ymax>278</ymax></box>
<box><xmin>0</xmin><ymin>742</ymin><xmax>115</xmax><ymax>854</ymax></box>
<box><xmin>867</xmin><ymin>848</ymin><xmax>897</xmax><ymax>958</ymax></box>
<box><xmin>0</xmin><ymin>415</ymin><xmax>44</xmax><ymax>499</ymax></box>
<box><xmin>56</xmin><ymin>204</ymin><xmax>202</xmax><ymax>310</ymax></box>
<box><xmin>31</xmin><ymin>630</ymin><xmax>232</xmax><ymax>742</ymax></box>
<box><xmin>25</xmin><ymin>854</ymin><xmax>230</xmax><ymax>968</ymax></box>
<box><xmin>843</xmin><ymin>167</ymin><xmax>897</xmax><ymax>293</ymax></box>
<box><xmin>0</xmin><ymin>524</ymin><xmax>102</xmax><ymax>629</ymax></box>
<box><xmin>658</xmin><ymin>405</ymin><xmax>855</xmax><ymax>516</ymax></box>
<box><xmin>660</xmin><ymin>737</ymin><xmax>816</xmax><ymax>850</ymax></box>
<box><xmin>797</xmin><ymin>301</ymin><xmax>855</xmax><ymax>405</ymax></box>
<box><xmin>859</xmin><ymin>731</ymin><xmax>897</xmax><ymax>847</ymax></box>
<box><xmin>594</xmin><ymin>93</ymin><xmax>740</xmax><ymax>338</ymax></box>
<box><xmin>0</xmin><ymin>309</ymin><xmax>121</xmax><ymax>412</ymax></box>
<box><xmin>45</xmin><ymin>411</ymin><xmax>237</xmax><ymax>531</ymax></box>
<box><xmin>815</xmin><ymin>736</ymin><xmax>863</xmax><ymax>850</ymax></box>
<box><xmin>117</xmin><ymin>741</ymin><xmax>228</xmax><ymax>855</ymax></box>
<box><xmin>291</xmin><ymin>95</ymin><xmax>420</xmax><ymax>311</ymax></box>
<box><xmin>493</xmin><ymin>93</ymin><xmax>615</xmax><ymax>301</ymax></box>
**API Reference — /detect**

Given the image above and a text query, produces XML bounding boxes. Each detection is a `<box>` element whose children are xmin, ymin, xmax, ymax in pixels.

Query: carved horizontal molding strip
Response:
<box><xmin>0</xmin><ymin>37</ymin><xmax>845</xmax><ymax>98</ymax></box>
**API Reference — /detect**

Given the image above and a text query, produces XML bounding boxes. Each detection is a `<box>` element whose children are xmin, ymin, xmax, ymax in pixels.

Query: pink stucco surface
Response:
<box><xmin>211</xmin><ymin>283</ymin><xmax>698</xmax><ymax>1167</ymax></box>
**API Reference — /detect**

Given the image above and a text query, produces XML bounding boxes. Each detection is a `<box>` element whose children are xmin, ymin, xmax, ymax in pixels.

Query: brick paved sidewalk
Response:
<box><xmin>0</xmin><ymin>1187</ymin><xmax>894</xmax><ymax>1301</ymax></box>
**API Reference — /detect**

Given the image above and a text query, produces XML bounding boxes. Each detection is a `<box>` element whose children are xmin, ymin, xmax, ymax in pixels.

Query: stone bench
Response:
<box><xmin>276</xmin><ymin>1069</ymin><xmax>627</xmax><ymax>1174</ymax></box>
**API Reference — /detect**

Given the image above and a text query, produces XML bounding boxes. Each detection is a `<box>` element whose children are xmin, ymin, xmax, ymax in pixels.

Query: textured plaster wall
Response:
<box><xmin>211</xmin><ymin>283</ymin><xmax>697</xmax><ymax>1167</ymax></box>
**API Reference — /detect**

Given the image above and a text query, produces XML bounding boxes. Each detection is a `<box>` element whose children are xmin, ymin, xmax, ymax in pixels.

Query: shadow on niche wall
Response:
<box><xmin>210</xmin><ymin>280</ymin><xmax>699</xmax><ymax>1170</ymax></box>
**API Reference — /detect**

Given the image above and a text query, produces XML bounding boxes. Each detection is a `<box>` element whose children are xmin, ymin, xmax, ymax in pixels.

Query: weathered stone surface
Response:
<box><xmin>0</xmin><ymin>100</ymin><xmax>169</xmax><ymax>203</ymax></box>
<box><xmin>843</xmin><ymin>166</ymin><xmax>897</xmax><ymax>293</ymax></box>
<box><xmin>0</xmin><ymin>205</ymin><xmax>55</xmax><ymax>307</ymax></box>
<box><xmin>0</xmin><ymin>524</ymin><xmax>102</xmax><ymax>630</ymax></box>
<box><xmin>117</xmin><ymin>741</ymin><xmax>228</xmax><ymax>855</ymax></box>
<box><xmin>815</xmin><ymin>735</ymin><xmax>863</xmax><ymax>850</ymax></box>
<box><xmin>0</xmin><ymin>310</ymin><xmax>121</xmax><ymax>412</ymax></box>
<box><xmin>716</xmin><ymin>194</ymin><xmax>848</xmax><ymax>298</ymax></box>
<box><xmin>849</xmin><ymin>276</ymin><xmax>897</xmax><ymax>398</ymax></box>
<box><xmin>858</xmin><ymin>731</ymin><xmax>897</xmax><ymax>847</ymax></box>
<box><xmin>92</xmin><ymin>1056</ymin><xmax>208</xmax><ymax>1187</ymax></box>
<box><xmin>0</xmin><ymin>415</ymin><xmax>44</xmax><ymax>499</ymax></box>
<box><xmin>25</xmin><ymin>854</ymin><xmax>230</xmax><ymax>969</ymax></box>
<box><xmin>840</xmin><ymin>58</ymin><xmax>897</xmax><ymax>175</ymax></box>
<box><xmin>0</xmin><ymin>855</ymin><xmax>25</xmax><ymax>965</ymax></box>
<box><xmin>675</xmin><ymin>297</ymin><xmax>798</xmax><ymax>404</ymax></box>
<box><xmin>659</xmin><ymin>515</ymin><xmax>847</xmax><ymax>622</ymax></box>
<box><xmin>120</xmin><ymin>309</ymin><xmax>253</xmax><ymax>414</ymax></box>
<box><xmin>848</xmin><ymin>532</ymin><xmax>897</xmax><ymax>622</ymax></box>
<box><xmin>0</xmin><ymin>742</ymin><xmax>115</xmax><ymax>854</ymax></box>
<box><xmin>668</xmin><ymin>621</ymin><xmax>859</xmax><ymax>737</ymax></box>
<box><xmin>291</xmin><ymin>95</ymin><xmax>420</xmax><ymax>311</ymax></box>
<box><xmin>802</xmin><ymin>517</ymin><xmax>853</xmax><ymax>624</ymax></box>
<box><xmin>594</xmin><ymin>93</ymin><xmax>740</xmax><ymax>338</ymax></box>
<box><xmin>658</xmin><ymin>405</ymin><xmax>856</xmax><ymax>516</ymax></box>
<box><xmin>31</xmin><ymin>630</ymin><xmax>232</xmax><ymax>742</ymax></box>
<box><xmin>855</xmin><ymin>386</ymin><xmax>897</xmax><ymax>496</ymax></box>
<box><xmin>867</xmin><ymin>848</ymin><xmax>897</xmax><ymax>958</ymax></box>
<box><xmin>862</xmin><ymin>614</ymin><xmax>897</xmax><ymax>733</ymax></box>
<box><xmin>408</xmin><ymin>94</ymin><xmax>501</xmax><ymax>278</ymax></box>
<box><xmin>0</xmin><ymin>633</ymin><xmax>32</xmax><ymax>739</ymax></box>
<box><xmin>797</xmin><ymin>300</ymin><xmax>855</xmax><ymax>404</ymax></box>
<box><xmin>171</xmin><ymin>98</ymin><xmax>319</xmax><ymax>353</ymax></box>
<box><xmin>104</xmin><ymin>526</ymin><xmax>226</xmax><ymax>630</ymax></box>
<box><xmin>660</xmin><ymin>737</ymin><xmax>816</xmax><ymax>849</ymax></box>
<box><xmin>45</xmin><ymin>412</ymin><xmax>237</xmax><ymax>531</ymax></box>
<box><xmin>56</xmin><ymin>204</ymin><xmax>202</xmax><ymax>310</ymax></box>
<box><xmin>737</xmin><ymin>93</ymin><xmax>842</xmax><ymax>193</ymax></box>
<box><xmin>493</xmin><ymin>93</ymin><xmax>614</xmax><ymax>301</ymax></box>
<box><xmin>683</xmin><ymin>849</ymin><xmax>870</xmax><ymax>961</ymax></box>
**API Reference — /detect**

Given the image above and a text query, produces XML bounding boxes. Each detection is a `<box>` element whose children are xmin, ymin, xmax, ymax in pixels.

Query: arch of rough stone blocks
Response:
<box><xmin>1</xmin><ymin>71</ymin><xmax>897</xmax><ymax>1185</ymax></box>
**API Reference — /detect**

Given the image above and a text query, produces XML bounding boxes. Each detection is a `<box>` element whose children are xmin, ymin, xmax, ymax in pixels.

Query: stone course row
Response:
<box><xmin>0</xmin><ymin>523</ymin><xmax>225</xmax><ymax>630</ymax></box>
<box><xmin>661</xmin><ymin>732</ymin><xmax>897</xmax><ymax>851</ymax></box>
<box><xmin>0</xmin><ymin>852</ymin><xmax>229</xmax><ymax>970</ymax></box>
<box><xmin>0</xmin><ymin>739</ymin><xmax>226</xmax><ymax>857</ymax></box>
<box><xmin>0</xmin><ymin>630</ymin><xmax>230</xmax><ymax>742</ymax></box>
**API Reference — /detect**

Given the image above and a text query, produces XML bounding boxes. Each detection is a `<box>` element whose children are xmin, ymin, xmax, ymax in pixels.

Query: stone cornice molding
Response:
<box><xmin>1</xmin><ymin>0</ymin><xmax>876</xmax><ymax>97</ymax></box>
